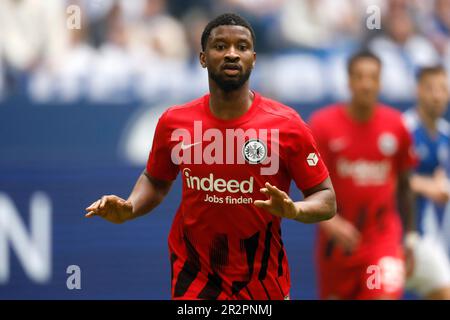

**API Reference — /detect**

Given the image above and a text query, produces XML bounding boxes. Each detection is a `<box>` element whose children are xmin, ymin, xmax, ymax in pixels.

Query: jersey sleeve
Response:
<box><xmin>308</xmin><ymin>112</ymin><xmax>331</xmax><ymax>167</ymax></box>
<box><xmin>395</xmin><ymin>119</ymin><xmax>418</xmax><ymax>173</ymax></box>
<box><xmin>285</xmin><ymin>114</ymin><xmax>329</xmax><ymax>191</ymax></box>
<box><xmin>146</xmin><ymin>110</ymin><xmax>180</xmax><ymax>181</ymax></box>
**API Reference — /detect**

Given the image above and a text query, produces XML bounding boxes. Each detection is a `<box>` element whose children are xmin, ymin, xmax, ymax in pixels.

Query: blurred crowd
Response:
<box><xmin>0</xmin><ymin>0</ymin><xmax>449</xmax><ymax>104</ymax></box>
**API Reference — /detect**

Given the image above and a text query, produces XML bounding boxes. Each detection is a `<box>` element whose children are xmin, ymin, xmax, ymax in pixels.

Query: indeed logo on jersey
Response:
<box><xmin>183</xmin><ymin>168</ymin><xmax>255</xmax><ymax>204</ymax></box>
<box><xmin>337</xmin><ymin>157</ymin><xmax>391</xmax><ymax>186</ymax></box>
<box><xmin>170</xmin><ymin>121</ymin><xmax>279</xmax><ymax>175</ymax></box>
<box><xmin>183</xmin><ymin>168</ymin><xmax>253</xmax><ymax>193</ymax></box>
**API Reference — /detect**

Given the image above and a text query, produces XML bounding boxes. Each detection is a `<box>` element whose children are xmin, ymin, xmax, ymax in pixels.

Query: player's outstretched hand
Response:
<box><xmin>254</xmin><ymin>182</ymin><xmax>298</xmax><ymax>219</ymax></box>
<box><xmin>85</xmin><ymin>195</ymin><xmax>133</xmax><ymax>224</ymax></box>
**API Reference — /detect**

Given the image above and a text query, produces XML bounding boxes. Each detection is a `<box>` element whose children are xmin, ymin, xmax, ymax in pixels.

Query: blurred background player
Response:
<box><xmin>403</xmin><ymin>66</ymin><xmax>450</xmax><ymax>299</ymax></box>
<box><xmin>309</xmin><ymin>51</ymin><xmax>416</xmax><ymax>299</ymax></box>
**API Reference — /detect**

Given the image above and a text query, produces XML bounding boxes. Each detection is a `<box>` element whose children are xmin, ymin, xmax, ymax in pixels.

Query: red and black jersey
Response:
<box><xmin>309</xmin><ymin>104</ymin><xmax>416</xmax><ymax>264</ymax></box>
<box><xmin>147</xmin><ymin>92</ymin><xmax>329</xmax><ymax>299</ymax></box>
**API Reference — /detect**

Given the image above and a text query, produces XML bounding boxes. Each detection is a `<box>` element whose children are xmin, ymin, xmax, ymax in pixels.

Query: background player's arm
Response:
<box><xmin>397</xmin><ymin>169</ymin><xmax>416</xmax><ymax>233</ymax></box>
<box><xmin>254</xmin><ymin>177</ymin><xmax>336</xmax><ymax>223</ymax></box>
<box><xmin>85</xmin><ymin>170</ymin><xmax>173</xmax><ymax>224</ymax></box>
<box><xmin>398</xmin><ymin>169</ymin><xmax>419</xmax><ymax>277</ymax></box>
<box><xmin>410</xmin><ymin>168</ymin><xmax>450</xmax><ymax>204</ymax></box>
<box><xmin>308</xmin><ymin>115</ymin><xmax>361</xmax><ymax>251</ymax></box>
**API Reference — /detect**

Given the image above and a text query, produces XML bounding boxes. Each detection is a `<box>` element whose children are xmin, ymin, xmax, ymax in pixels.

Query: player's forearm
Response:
<box><xmin>293</xmin><ymin>188</ymin><xmax>336</xmax><ymax>224</ymax></box>
<box><xmin>126</xmin><ymin>171</ymin><xmax>172</xmax><ymax>220</ymax></box>
<box><xmin>398</xmin><ymin>171</ymin><xmax>416</xmax><ymax>233</ymax></box>
<box><xmin>410</xmin><ymin>174</ymin><xmax>434</xmax><ymax>197</ymax></box>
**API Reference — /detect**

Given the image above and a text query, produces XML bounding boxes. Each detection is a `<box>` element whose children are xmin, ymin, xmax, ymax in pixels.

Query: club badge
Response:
<box><xmin>243</xmin><ymin>139</ymin><xmax>267</xmax><ymax>164</ymax></box>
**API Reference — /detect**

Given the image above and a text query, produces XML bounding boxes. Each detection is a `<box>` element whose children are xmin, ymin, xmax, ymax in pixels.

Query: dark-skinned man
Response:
<box><xmin>86</xmin><ymin>13</ymin><xmax>336</xmax><ymax>300</ymax></box>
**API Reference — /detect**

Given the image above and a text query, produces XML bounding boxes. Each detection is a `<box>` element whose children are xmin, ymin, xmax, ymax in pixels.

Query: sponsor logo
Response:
<box><xmin>183</xmin><ymin>168</ymin><xmax>254</xmax><ymax>194</ymax></box>
<box><xmin>307</xmin><ymin>153</ymin><xmax>319</xmax><ymax>166</ymax></box>
<box><xmin>180</xmin><ymin>141</ymin><xmax>202</xmax><ymax>150</ymax></box>
<box><xmin>337</xmin><ymin>157</ymin><xmax>390</xmax><ymax>185</ymax></box>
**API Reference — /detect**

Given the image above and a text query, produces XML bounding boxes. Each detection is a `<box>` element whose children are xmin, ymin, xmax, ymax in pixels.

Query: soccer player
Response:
<box><xmin>85</xmin><ymin>13</ymin><xmax>336</xmax><ymax>300</ymax></box>
<box><xmin>309</xmin><ymin>51</ymin><xmax>416</xmax><ymax>300</ymax></box>
<box><xmin>403</xmin><ymin>66</ymin><xmax>450</xmax><ymax>299</ymax></box>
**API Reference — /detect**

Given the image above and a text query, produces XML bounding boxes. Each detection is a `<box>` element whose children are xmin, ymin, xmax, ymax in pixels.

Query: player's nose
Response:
<box><xmin>224</xmin><ymin>46</ymin><xmax>240</xmax><ymax>61</ymax></box>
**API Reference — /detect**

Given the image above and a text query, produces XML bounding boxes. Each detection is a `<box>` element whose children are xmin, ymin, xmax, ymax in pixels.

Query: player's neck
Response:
<box><xmin>208</xmin><ymin>84</ymin><xmax>254</xmax><ymax>120</ymax></box>
<box><xmin>417</xmin><ymin>105</ymin><xmax>438</xmax><ymax>135</ymax></box>
<box><xmin>346</xmin><ymin>100</ymin><xmax>376</xmax><ymax>122</ymax></box>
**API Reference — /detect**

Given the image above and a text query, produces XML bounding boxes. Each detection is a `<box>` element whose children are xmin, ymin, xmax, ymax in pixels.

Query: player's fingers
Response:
<box><xmin>350</xmin><ymin>228</ymin><xmax>361</xmax><ymax>241</ymax></box>
<box><xmin>345</xmin><ymin>229</ymin><xmax>360</xmax><ymax>243</ymax></box>
<box><xmin>86</xmin><ymin>201</ymin><xmax>96</xmax><ymax>210</ymax></box>
<box><xmin>86</xmin><ymin>199</ymin><xmax>101</xmax><ymax>211</ymax></box>
<box><xmin>265</xmin><ymin>183</ymin><xmax>283</xmax><ymax>197</ymax></box>
<box><xmin>85</xmin><ymin>211</ymin><xmax>96</xmax><ymax>218</ymax></box>
<box><xmin>99</xmin><ymin>195</ymin><xmax>118</xmax><ymax>209</ymax></box>
<box><xmin>86</xmin><ymin>199</ymin><xmax>100</xmax><ymax>209</ymax></box>
<box><xmin>99</xmin><ymin>196</ymin><xmax>108</xmax><ymax>209</ymax></box>
<box><xmin>254</xmin><ymin>200</ymin><xmax>271</xmax><ymax>210</ymax></box>
<box><xmin>265</xmin><ymin>182</ymin><xmax>280</xmax><ymax>194</ymax></box>
<box><xmin>346</xmin><ymin>231</ymin><xmax>361</xmax><ymax>249</ymax></box>
<box><xmin>101</xmin><ymin>195</ymin><xmax>123</xmax><ymax>210</ymax></box>
<box><xmin>278</xmin><ymin>189</ymin><xmax>289</xmax><ymax>199</ymax></box>
<box><xmin>93</xmin><ymin>209</ymin><xmax>107</xmax><ymax>218</ymax></box>
<box><xmin>338</xmin><ymin>234</ymin><xmax>355</xmax><ymax>251</ymax></box>
<box><xmin>265</xmin><ymin>182</ymin><xmax>277</xmax><ymax>191</ymax></box>
<box><xmin>269</xmin><ymin>184</ymin><xmax>289</xmax><ymax>199</ymax></box>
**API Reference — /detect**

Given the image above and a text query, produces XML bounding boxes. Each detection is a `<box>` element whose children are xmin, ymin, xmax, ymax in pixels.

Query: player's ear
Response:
<box><xmin>252</xmin><ymin>52</ymin><xmax>256</xmax><ymax>68</ymax></box>
<box><xmin>199</xmin><ymin>52</ymin><xmax>207</xmax><ymax>69</ymax></box>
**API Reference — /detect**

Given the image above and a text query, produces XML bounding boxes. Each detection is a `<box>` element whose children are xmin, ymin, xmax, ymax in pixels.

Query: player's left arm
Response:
<box><xmin>397</xmin><ymin>169</ymin><xmax>418</xmax><ymax>277</ymax></box>
<box><xmin>396</xmin><ymin>117</ymin><xmax>418</xmax><ymax>234</ymax></box>
<box><xmin>397</xmin><ymin>169</ymin><xmax>416</xmax><ymax>233</ymax></box>
<box><xmin>254</xmin><ymin>177</ymin><xmax>336</xmax><ymax>223</ymax></box>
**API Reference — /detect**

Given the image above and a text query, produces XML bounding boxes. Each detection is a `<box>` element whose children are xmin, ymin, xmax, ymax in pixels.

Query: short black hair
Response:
<box><xmin>201</xmin><ymin>13</ymin><xmax>256</xmax><ymax>51</ymax></box>
<box><xmin>416</xmin><ymin>65</ymin><xmax>447</xmax><ymax>82</ymax></box>
<box><xmin>347</xmin><ymin>50</ymin><xmax>382</xmax><ymax>74</ymax></box>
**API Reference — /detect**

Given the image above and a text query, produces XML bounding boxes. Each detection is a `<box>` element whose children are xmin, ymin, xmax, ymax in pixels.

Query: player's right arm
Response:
<box><xmin>85</xmin><ymin>171</ymin><xmax>173</xmax><ymax>224</ymax></box>
<box><xmin>85</xmin><ymin>109</ymin><xmax>177</xmax><ymax>223</ymax></box>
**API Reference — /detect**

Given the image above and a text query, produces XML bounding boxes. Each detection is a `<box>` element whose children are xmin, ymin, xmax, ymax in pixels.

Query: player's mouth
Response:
<box><xmin>222</xmin><ymin>64</ymin><xmax>241</xmax><ymax>76</ymax></box>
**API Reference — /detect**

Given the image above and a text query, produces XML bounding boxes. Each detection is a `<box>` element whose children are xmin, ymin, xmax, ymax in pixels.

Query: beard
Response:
<box><xmin>209</xmin><ymin>67</ymin><xmax>252</xmax><ymax>92</ymax></box>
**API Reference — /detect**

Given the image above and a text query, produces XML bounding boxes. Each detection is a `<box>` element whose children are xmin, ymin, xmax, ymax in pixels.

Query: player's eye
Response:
<box><xmin>215</xmin><ymin>43</ymin><xmax>226</xmax><ymax>50</ymax></box>
<box><xmin>238</xmin><ymin>43</ymin><xmax>248</xmax><ymax>51</ymax></box>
